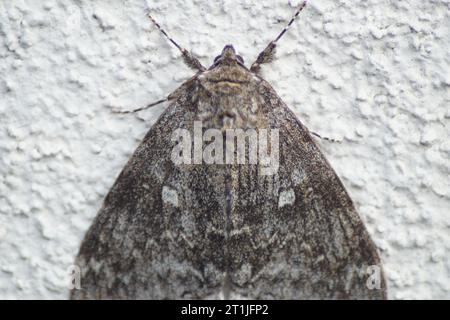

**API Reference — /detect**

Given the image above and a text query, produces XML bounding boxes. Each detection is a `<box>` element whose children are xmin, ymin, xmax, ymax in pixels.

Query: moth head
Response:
<box><xmin>212</xmin><ymin>45</ymin><xmax>245</xmax><ymax>68</ymax></box>
<box><xmin>201</xmin><ymin>44</ymin><xmax>252</xmax><ymax>94</ymax></box>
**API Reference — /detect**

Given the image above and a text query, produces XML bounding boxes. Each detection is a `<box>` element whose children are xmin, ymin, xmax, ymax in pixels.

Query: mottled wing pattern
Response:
<box><xmin>71</xmin><ymin>85</ymin><xmax>230</xmax><ymax>299</ymax></box>
<box><xmin>227</xmin><ymin>80</ymin><xmax>387</xmax><ymax>299</ymax></box>
<box><xmin>71</xmin><ymin>76</ymin><xmax>386</xmax><ymax>300</ymax></box>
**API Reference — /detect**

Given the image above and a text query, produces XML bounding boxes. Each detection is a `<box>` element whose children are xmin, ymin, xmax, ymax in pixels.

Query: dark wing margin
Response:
<box><xmin>226</xmin><ymin>80</ymin><xmax>387</xmax><ymax>299</ymax></box>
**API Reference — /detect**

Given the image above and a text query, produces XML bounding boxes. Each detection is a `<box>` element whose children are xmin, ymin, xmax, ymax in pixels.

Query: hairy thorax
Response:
<box><xmin>196</xmin><ymin>64</ymin><xmax>267</xmax><ymax>130</ymax></box>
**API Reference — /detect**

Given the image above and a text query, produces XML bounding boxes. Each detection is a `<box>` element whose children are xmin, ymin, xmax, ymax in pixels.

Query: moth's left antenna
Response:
<box><xmin>250</xmin><ymin>1</ymin><xmax>307</xmax><ymax>73</ymax></box>
<box><xmin>148</xmin><ymin>12</ymin><xmax>206</xmax><ymax>72</ymax></box>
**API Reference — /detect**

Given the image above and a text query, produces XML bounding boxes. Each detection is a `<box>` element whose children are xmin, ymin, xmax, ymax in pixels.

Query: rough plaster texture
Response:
<box><xmin>0</xmin><ymin>0</ymin><xmax>448</xmax><ymax>299</ymax></box>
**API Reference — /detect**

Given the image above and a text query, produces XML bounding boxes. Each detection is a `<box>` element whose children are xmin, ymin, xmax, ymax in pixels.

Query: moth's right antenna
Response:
<box><xmin>148</xmin><ymin>12</ymin><xmax>206</xmax><ymax>72</ymax></box>
<box><xmin>250</xmin><ymin>1</ymin><xmax>307</xmax><ymax>73</ymax></box>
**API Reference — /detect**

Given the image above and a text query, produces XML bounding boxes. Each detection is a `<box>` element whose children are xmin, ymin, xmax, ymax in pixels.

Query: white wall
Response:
<box><xmin>0</xmin><ymin>0</ymin><xmax>448</xmax><ymax>299</ymax></box>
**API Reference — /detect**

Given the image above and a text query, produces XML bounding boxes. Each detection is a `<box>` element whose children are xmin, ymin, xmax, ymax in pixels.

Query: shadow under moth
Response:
<box><xmin>71</xmin><ymin>2</ymin><xmax>387</xmax><ymax>299</ymax></box>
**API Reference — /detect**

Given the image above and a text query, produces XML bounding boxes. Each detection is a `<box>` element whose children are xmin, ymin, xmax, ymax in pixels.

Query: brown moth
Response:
<box><xmin>71</xmin><ymin>2</ymin><xmax>387</xmax><ymax>299</ymax></box>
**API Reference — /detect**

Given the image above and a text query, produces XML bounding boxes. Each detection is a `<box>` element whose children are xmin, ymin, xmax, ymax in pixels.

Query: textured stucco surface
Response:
<box><xmin>0</xmin><ymin>0</ymin><xmax>449</xmax><ymax>299</ymax></box>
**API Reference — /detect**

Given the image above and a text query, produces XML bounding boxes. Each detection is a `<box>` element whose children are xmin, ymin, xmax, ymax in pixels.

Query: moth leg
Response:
<box><xmin>112</xmin><ymin>98</ymin><xmax>168</xmax><ymax>114</ymax></box>
<box><xmin>310</xmin><ymin>131</ymin><xmax>341</xmax><ymax>143</ymax></box>
<box><xmin>148</xmin><ymin>12</ymin><xmax>206</xmax><ymax>72</ymax></box>
<box><xmin>112</xmin><ymin>75</ymin><xmax>197</xmax><ymax>114</ymax></box>
<box><xmin>250</xmin><ymin>1</ymin><xmax>307</xmax><ymax>73</ymax></box>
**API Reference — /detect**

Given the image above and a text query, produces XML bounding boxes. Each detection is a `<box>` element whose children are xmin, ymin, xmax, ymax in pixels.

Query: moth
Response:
<box><xmin>71</xmin><ymin>2</ymin><xmax>387</xmax><ymax>299</ymax></box>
